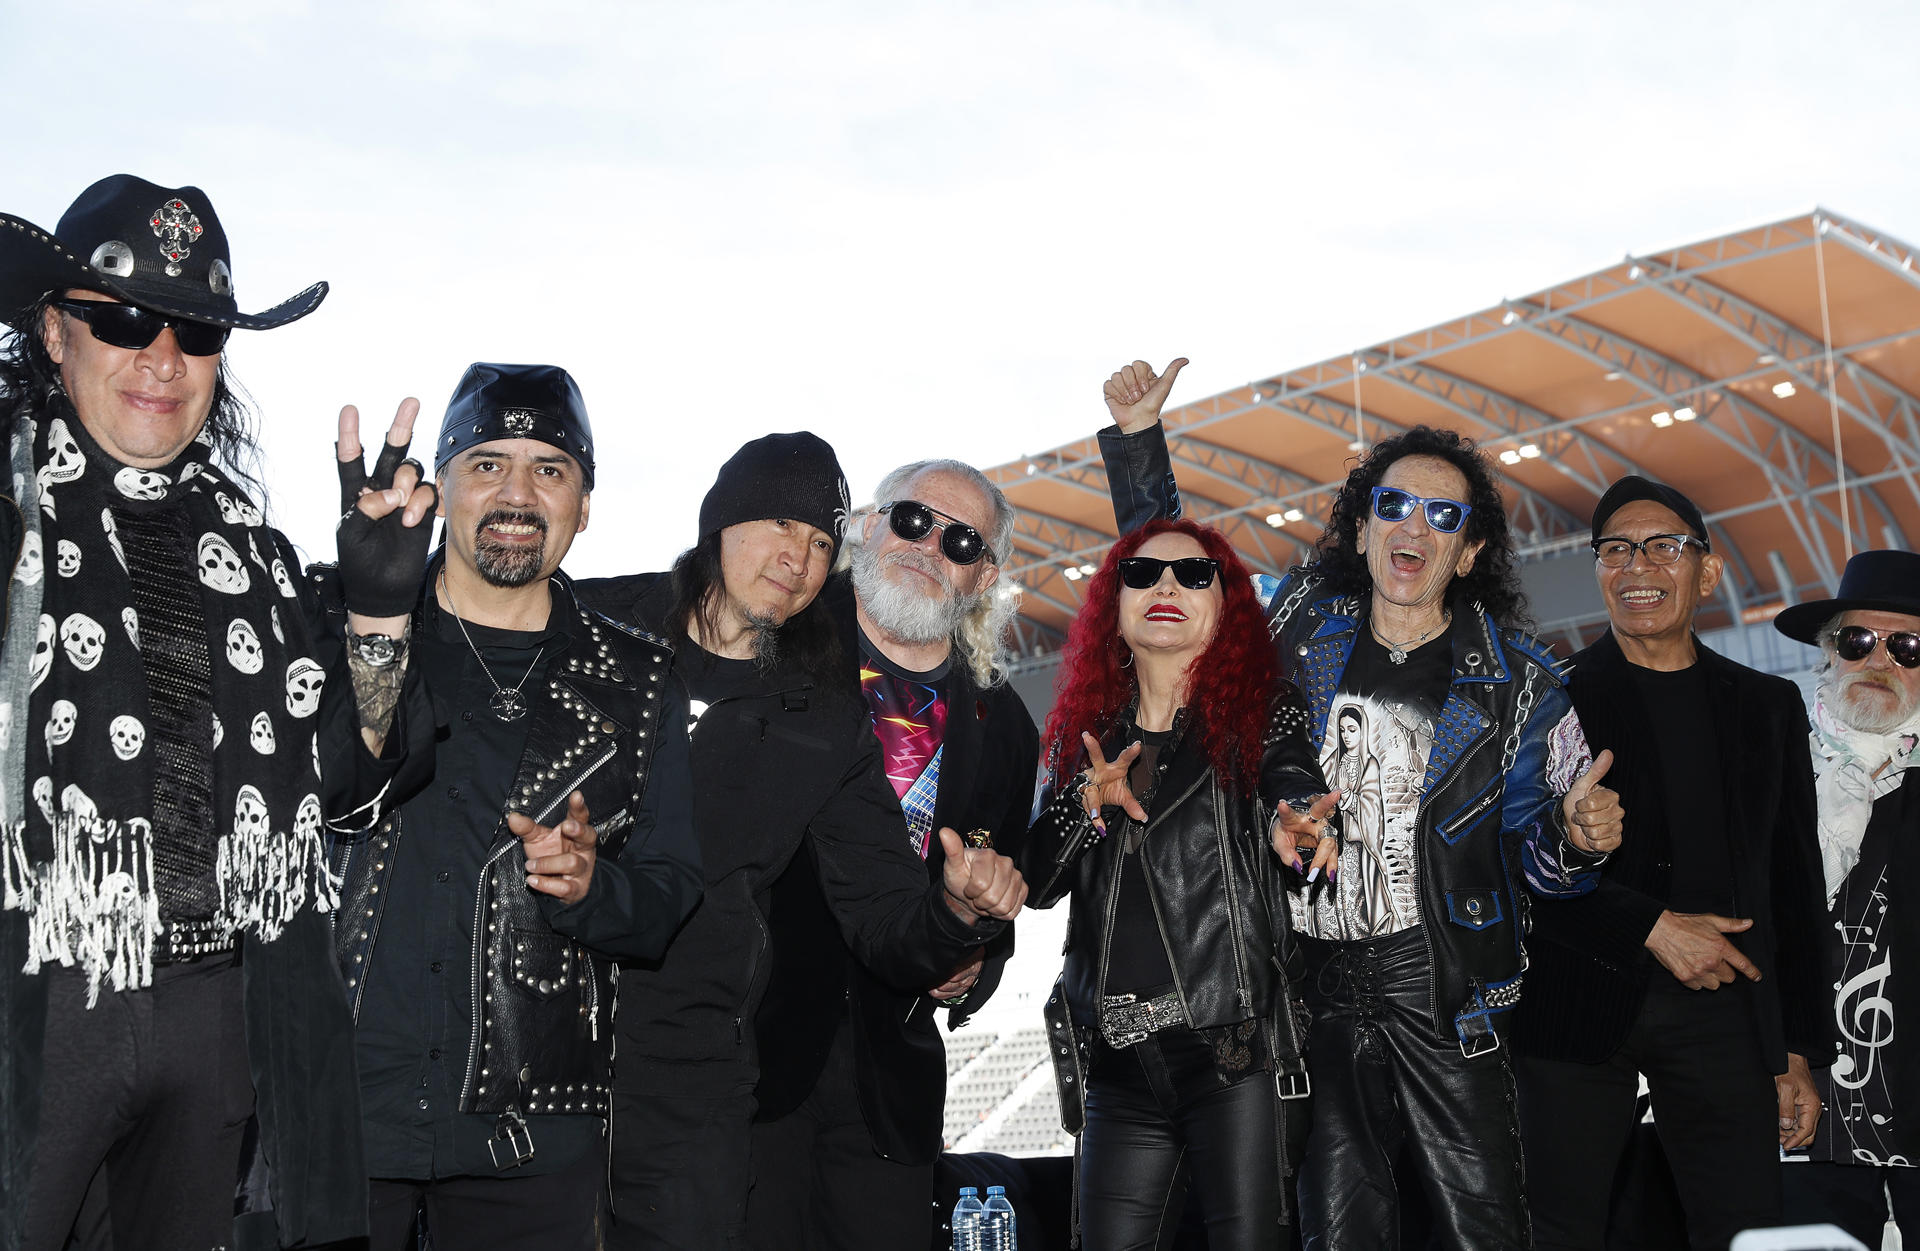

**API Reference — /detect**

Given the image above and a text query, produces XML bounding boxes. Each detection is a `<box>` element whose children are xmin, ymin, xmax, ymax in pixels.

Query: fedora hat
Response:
<box><xmin>0</xmin><ymin>174</ymin><xmax>325</xmax><ymax>331</ymax></box>
<box><xmin>1772</xmin><ymin>549</ymin><xmax>1920</xmax><ymax>643</ymax></box>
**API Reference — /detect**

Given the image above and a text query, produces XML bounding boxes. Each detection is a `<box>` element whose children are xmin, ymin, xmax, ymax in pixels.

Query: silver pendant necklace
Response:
<box><xmin>443</xmin><ymin>573</ymin><xmax>543</xmax><ymax>722</ymax></box>
<box><xmin>1372</xmin><ymin>611</ymin><xmax>1450</xmax><ymax>665</ymax></box>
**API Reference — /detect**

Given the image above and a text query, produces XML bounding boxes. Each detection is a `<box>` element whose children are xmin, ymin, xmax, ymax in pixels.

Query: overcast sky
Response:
<box><xmin>4</xmin><ymin>0</ymin><xmax>1915</xmax><ymax>577</ymax></box>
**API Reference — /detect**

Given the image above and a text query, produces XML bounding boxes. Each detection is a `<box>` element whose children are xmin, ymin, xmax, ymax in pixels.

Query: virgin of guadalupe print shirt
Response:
<box><xmin>1296</xmin><ymin>629</ymin><xmax>1452</xmax><ymax>942</ymax></box>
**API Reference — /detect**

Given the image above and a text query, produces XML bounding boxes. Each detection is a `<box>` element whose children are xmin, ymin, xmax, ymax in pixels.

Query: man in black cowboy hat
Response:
<box><xmin>575</xmin><ymin>433</ymin><xmax>1028</xmax><ymax>1251</ymax></box>
<box><xmin>1773</xmin><ymin>550</ymin><xmax>1920</xmax><ymax>1246</ymax></box>
<box><xmin>1513</xmin><ymin>475</ymin><xmax>1832</xmax><ymax>1251</ymax></box>
<box><xmin>321</xmin><ymin>363</ymin><xmax>702</xmax><ymax>1249</ymax></box>
<box><xmin>0</xmin><ymin>174</ymin><xmax>430</xmax><ymax>1250</ymax></box>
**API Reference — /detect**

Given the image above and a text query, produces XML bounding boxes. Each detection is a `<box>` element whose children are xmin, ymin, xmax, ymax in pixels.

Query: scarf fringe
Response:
<box><xmin>1</xmin><ymin>816</ymin><xmax>339</xmax><ymax>1005</ymax></box>
<box><xmin>215</xmin><ymin>820</ymin><xmax>342</xmax><ymax>941</ymax></box>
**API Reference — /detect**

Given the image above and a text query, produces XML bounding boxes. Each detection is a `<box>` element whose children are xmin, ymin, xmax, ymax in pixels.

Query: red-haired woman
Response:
<box><xmin>1023</xmin><ymin>518</ymin><xmax>1331</xmax><ymax>1249</ymax></box>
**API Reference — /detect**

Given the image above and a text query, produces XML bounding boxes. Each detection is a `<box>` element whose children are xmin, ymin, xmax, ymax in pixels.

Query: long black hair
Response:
<box><xmin>667</xmin><ymin>531</ymin><xmax>849</xmax><ymax>687</ymax></box>
<box><xmin>0</xmin><ymin>291</ymin><xmax>268</xmax><ymax>500</ymax></box>
<box><xmin>1310</xmin><ymin>425</ymin><xmax>1534</xmax><ymax>629</ymax></box>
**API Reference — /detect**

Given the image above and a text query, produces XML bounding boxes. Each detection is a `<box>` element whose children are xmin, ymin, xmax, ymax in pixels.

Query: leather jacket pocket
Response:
<box><xmin>1444</xmin><ymin>889</ymin><xmax>1504</xmax><ymax>931</ymax></box>
<box><xmin>511</xmin><ymin>927</ymin><xmax>576</xmax><ymax>999</ymax></box>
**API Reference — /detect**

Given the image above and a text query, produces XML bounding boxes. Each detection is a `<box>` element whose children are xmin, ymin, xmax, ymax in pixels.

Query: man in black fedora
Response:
<box><xmin>1513</xmin><ymin>475</ymin><xmax>1832</xmax><ymax>1251</ymax></box>
<box><xmin>1774</xmin><ymin>550</ymin><xmax>1920</xmax><ymax>1246</ymax></box>
<box><xmin>0</xmin><ymin>174</ymin><xmax>428</xmax><ymax>1250</ymax></box>
<box><xmin>322</xmin><ymin>363</ymin><xmax>702</xmax><ymax>1249</ymax></box>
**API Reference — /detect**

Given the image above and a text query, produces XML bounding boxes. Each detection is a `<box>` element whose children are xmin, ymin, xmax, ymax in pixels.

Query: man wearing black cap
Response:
<box><xmin>1513</xmin><ymin>475</ymin><xmax>1830</xmax><ymax>1251</ymax></box>
<box><xmin>1773</xmin><ymin>550</ymin><xmax>1920</xmax><ymax>1246</ymax></box>
<box><xmin>0</xmin><ymin>174</ymin><xmax>422</xmax><ymax>1251</ymax></box>
<box><xmin>323</xmin><ymin>363</ymin><xmax>702</xmax><ymax>1249</ymax></box>
<box><xmin>576</xmin><ymin>433</ymin><xmax>1027</xmax><ymax>1251</ymax></box>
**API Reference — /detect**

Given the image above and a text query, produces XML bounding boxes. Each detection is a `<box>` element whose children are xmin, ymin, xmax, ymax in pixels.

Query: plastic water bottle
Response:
<box><xmin>952</xmin><ymin>1186</ymin><xmax>985</xmax><ymax>1251</ymax></box>
<box><xmin>982</xmin><ymin>1185</ymin><xmax>1017</xmax><ymax>1250</ymax></box>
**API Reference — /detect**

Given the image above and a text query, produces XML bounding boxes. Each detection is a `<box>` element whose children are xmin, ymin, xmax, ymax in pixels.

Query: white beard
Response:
<box><xmin>851</xmin><ymin>543</ymin><xmax>976</xmax><ymax>645</ymax></box>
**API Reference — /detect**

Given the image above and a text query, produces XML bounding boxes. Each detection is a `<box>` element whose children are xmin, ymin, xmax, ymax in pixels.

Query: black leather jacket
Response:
<box><xmin>1101</xmin><ymin>422</ymin><xmax>1610</xmax><ymax>1050</ymax></box>
<box><xmin>1022</xmin><ymin>690</ymin><xmax>1322</xmax><ymax>1061</ymax></box>
<box><xmin>331</xmin><ymin>571</ymin><xmax>701</xmax><ymax>1119</ymax></box>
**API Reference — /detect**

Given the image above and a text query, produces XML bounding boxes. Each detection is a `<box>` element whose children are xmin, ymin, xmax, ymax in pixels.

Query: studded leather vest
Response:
<box><xmin>332</xmin><ymin>574</ymin><xmax>673</xmax><ymax>1118</ymax></box>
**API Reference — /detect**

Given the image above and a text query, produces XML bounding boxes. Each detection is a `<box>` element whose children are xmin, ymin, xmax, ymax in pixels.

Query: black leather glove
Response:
<box><xmin>336</xmin><ymin>439</ymin><xmax>436</xmax><ymax>618</ymax></box>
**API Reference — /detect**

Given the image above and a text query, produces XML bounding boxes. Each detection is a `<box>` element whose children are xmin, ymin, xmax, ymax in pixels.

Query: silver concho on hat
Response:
<box><xmin>89</xmin><ymin>240</ymin><xmax>135</xmax><ymax>279</ymax></box>
<box><xmin>502</xmin><ymin>409</ymin><xmax>536</xmax><ymax>436</ymax></box>
<box><xmin>149</xmin><ymin>198</ymin><xmax>203</xmax><ymax>278</ymax></box>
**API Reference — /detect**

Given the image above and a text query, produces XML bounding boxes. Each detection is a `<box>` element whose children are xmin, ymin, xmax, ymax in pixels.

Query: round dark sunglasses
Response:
<box><xmin>879</xmin><ymin>500</ymin><xmax>995</xmax><ymax>565</ymax></box>
<box><xmin>1370</xmin><ymin>486</ymin><xmax>1472</xmax><ymax>534</ymax></box>
<box><xmin>1833</xmin><ymin>625</ymin><xmax>1920</xmax><ymax>670</ymax></box>
<box><xmin>52</xmin><ymin>298</ymin><xmax>230</xmax><ymax>357</ymax></box>
<box><xmin>1117</xmin><ymin>556</ymin><xmax>1221</xmax><ymax>590</ymax></box>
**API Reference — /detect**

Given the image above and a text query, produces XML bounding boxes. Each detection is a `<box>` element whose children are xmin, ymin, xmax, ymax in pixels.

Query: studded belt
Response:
<box><xmin>1100</xmin><ymin>988</ymin><xmax>1187</xmax><ymax>1049</ymax></box>
<box><xmin>154</xmin><ymin>918</ymin><xmax>239</xmax><ymax>966</ymax></box>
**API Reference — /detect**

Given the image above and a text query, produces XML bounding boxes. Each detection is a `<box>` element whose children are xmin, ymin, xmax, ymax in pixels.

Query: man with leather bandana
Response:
<box><xmin>319</xmin><ymin>362</ymin><xmax>702</xmax><ymax>1250</ymax></box>
<box><xmin>575</xmin><ymin>433</ymin><xmax>1027</xmax><ymax>1251</ymax></box>
<box><xmin>1513</xmin><ymin>476</ymin><xmax>1830</xmax><ymax>1251</ymax></box>
<box><xmin>0</xmin><ymin>174</ymin><xmax>421</xmax><ymax>1251</ymax></box>
<box><xmin>1094</xmin><ymin>358</ymin><xmax>1623</xmax><ymax>1250</ymax></box>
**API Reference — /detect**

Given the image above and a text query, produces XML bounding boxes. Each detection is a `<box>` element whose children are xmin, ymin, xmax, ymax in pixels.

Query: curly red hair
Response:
<box><xmin>1044</xmin><ymin>519</ymin><xmax>1277</xmax><ymax>791</ymax></box>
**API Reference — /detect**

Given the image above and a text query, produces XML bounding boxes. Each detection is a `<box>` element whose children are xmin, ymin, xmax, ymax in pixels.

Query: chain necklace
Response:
<box><xmin>1371</xmin><ymin>610</ymin><xmax>1450</xmax><ymax>665</ymax></box>
<box><xmin>442</xmin><ymin>572</ymin><xmax>544</xmax><ymax>722</ymax></box>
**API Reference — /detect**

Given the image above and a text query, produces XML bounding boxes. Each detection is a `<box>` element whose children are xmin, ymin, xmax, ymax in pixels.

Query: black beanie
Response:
<box><xmin>1590</xmin><ymin>474</ymin><xmax>1709</xmax><ymax>545</ymax></box>
<box><xmin>699</xmin><ymin>432</ymin><xmax>851</xmax><ymax>555</ymax></box>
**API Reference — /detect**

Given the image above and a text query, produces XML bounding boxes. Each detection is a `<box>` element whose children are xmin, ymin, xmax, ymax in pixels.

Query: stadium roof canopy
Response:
<box><xmin>986</xmin><ymin>210</ymin><xmax>1920</xmax><ymax>668</ymax></box>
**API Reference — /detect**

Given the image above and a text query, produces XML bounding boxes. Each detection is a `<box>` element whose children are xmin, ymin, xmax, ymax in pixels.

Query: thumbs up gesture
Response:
<box><xmin>1103</xmin><ymin>358</ymin><xmax>1189</xmax><ymax>434</ymax></box>
<box><xmin>938</xmin><ymin>827</ymin><xmax>1028</xmax><ymax>923</ymax></box>
<box><xmin>1562</xmin><ymin>749</ymin><xmax>1623</xmax><ymax>855</ymax></box>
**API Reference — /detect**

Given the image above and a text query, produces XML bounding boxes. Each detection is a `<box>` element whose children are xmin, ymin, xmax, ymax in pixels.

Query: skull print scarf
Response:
<box><xmin>0</xmin><ymin>394</ymin><xmax>334</xmax><ymax>1002</ymax></box>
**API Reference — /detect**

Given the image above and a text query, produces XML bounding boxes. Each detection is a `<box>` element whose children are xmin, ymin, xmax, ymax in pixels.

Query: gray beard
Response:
<box><xmin>851</xmin><ymin>543</ymin><xmax>975</xmax><ymax>645</ymax></box>
<box><xmin>745</xmin><ymin>608</ymin><xmax>783</xmax><ymax>673</ymax></box>
<box><xmin>473</xmin><ymin>512</ymin><xmax>548</xmax><ymax>588</ymax></box>
<box><xmin>1825</xmin><ymin>669</ymin><xmax>1919</xmax><ymax>735</ymax></box>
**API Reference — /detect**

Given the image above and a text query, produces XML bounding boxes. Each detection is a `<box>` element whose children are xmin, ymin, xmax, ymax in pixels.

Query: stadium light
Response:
<box><xmin>1062</xmin><ymin>567</ymin><xmax>1082</xmax><ymax>581</ymax></box>
<box><xmin>1649</xmin><ymin>411</ymin><xmax>1674</xmax><ymax>428</ymax></box>
<box><xmin>1284</xmin><ymin>508</ymin><xmax>1304</xmax><ymax>523</ymax></box>
<box><xmin>1773</xmin><ymin>381</ymin><xmax>1796</xmax><ymax>398</ymax></box>
<box><xmin>1498</xmin><ymin>449</ymin><xmax>1522</xmax><ymax>465</ymax></box>
<box><xmin>1518</xmin><ymin>443</ymin><xmax>1541</xmax><ymax>459</ymax></box>
<box><xmin>1674</xmin><ymin>406</ymin><xmax>1696</xmax><ymax>422</ymax></box>
<box><xmin>1265</xmin><ymin>512</ymin><xmax>1285</xmax><ymax>528</ymax></box>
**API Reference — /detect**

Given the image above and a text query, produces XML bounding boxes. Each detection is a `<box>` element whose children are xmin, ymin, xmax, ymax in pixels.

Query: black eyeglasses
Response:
<box><xmin>1370</xmin><ymin>486</ymin><xmax>1472</xmax><ymax>534</ymax></box>
<box><xmin>52</xmin><ymin>298</ymin><xmax>229</xmax><ymax>357</ymax></box>
<box><xmin>879</xmin><ymin>500</ymin><xmax>995</xmax><ymax>566</ymax></box>
<box><xmin>1591</xmin><ymin>533</ymin><xmax>1710</xmax><ymax>568</ymax></box>
<box><xmin>1117</xmin><ymin>556</ymin><xmax>1221</xmax><ymax>590</ymax></box>
<box><xmin>1833</xmin><ymin>625</ymin><xmax>1920</xmax><ymax>670</ymax></box>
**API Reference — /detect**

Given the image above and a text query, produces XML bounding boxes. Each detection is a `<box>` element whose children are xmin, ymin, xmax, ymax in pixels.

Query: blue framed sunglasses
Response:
<box><xmin>1370</xmin><ymin>486</ymin><xmax>1472</xmax><ymax>534</ymax></box>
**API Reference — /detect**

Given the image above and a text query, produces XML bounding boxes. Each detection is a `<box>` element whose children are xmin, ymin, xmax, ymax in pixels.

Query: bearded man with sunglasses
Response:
<box><xmin>1508</xmin><ymin>476</ymin><xmax>1830</xmax><ymax>1251</ymax></box>
<box><xmin>0</xmin><ymin>175</ymin><xmax>425</xmax><ymax>1250</ymax></box>
<box><xmin>1771</xmin><ymin>550</ymin><xmax>1920</xmax><ymax>1246</ymax></box>
<box><xmin>747</xmin><ymin>460</ymin><xmax>1039</xmax><ymax>1251</ymax></box>
<box><xmin>575</xmin><ymin>435</ymin><xmax>1026</xmax><ymax>1251</ymax></box>
<box><xmin>1098</xmin><ymin>359</ymin><xmax>1621</xmax><ymax>1250</ymax></box>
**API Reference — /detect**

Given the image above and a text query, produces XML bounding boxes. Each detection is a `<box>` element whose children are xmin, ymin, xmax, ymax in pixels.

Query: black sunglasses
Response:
<box><xmin>1117</xmin><ymin>556</ymin><xmax>1221</xmax><ymax>590</ymax></box>
<box><xmin>1834</xmin><ymin>625</ymin><xmax>1920</xmax><ymax>670</ymax></box>
<box><xmin>52</xmin><ymin>298</ymin><xmax>229</xmax><ymax>357</ymax></box>
<box><xmin>1370</xmin><ymin>486</ymin><xmax>1472</xmax><ymax>534</ymax></box>
<box><xmin>879</xmin><ymin>500</ymin><xmax>995</xmax><ymax>566</ymax></box>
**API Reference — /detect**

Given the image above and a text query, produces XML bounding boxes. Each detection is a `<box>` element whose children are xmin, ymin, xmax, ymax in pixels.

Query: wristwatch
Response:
<box><xmin>346</xmin><ymin>632</ymin><xmax>407</xmax><ymax>668</ymax></box>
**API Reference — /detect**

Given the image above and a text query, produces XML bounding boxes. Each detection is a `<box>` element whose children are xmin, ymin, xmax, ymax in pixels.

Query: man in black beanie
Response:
<box><xmin>1512</xmin><ymin>475</ymin><xmax>1831</xmax><ymax>1251</ymax></box>
<box><xmin>577</xmin><ymin>432</ymin><xmax>1027</xmax><ymax>1251</ymax></box>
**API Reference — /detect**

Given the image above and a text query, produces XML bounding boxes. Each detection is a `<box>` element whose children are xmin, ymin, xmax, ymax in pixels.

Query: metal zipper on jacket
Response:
<box><xmin>1211</xmin><ymin>782</ymin><xmax>1254</xmax><ymax>1014</ymax></box>
<box><xmin>1418</xmin><ymin>726</ymin><xmax>1492</xmax><ymax>1042</ymax></box>
<box><xmin>535</xmin><ymin>747</ymin><xmax>619</xmax><ymax>824</ymax></box>
<box><xmin>735</xmin><ymin>896</ymin><xmax>772</xmax><ymax>1045</ymax></box>
<box><xmin>460</xmin><ymin>836</ymin><xmax>524</xmax><ymax>1107</ymax></box>
<box><xmin>1132</xmin><ymin>769</ymin><xmax>1210</xmax><ymax>1020</ymax></box>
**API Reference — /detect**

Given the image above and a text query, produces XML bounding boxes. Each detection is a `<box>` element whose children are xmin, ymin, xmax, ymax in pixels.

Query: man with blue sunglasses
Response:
<box><xmin>1096</xmin><ymin>357</ymin><xmax>1622</xmax><ymax>1250</ymax></box>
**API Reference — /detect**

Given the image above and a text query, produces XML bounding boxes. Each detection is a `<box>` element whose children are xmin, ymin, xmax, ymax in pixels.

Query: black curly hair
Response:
<box><xmin>1307</xmin><ymin>425</ymin><xmax>1534</xmax><ymax>629</ymax></box>
<box><xmin>0</xmin><ymin>291</ymin><xmax>267</xmax><ymax>501</ymax></box>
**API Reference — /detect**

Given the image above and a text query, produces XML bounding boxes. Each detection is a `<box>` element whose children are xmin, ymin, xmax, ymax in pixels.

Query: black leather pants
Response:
<box><xmin>1080</xmin><ymin>1024</ymin><xmax>1307</xmax><ymax>1251</ymax></box>
<box><xmin>1297</xmin><ymin>929</ymin><xmax>1529</xmax><ymax>1251</ymax></box>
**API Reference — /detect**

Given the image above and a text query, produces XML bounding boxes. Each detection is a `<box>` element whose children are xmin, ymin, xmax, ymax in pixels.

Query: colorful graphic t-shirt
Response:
<box><xmin>858</xmin><ymin>632</ymin><xmax>950</xmax><ymax>859</ymax></box>
<box><xmin>1296</xmin><ymin>628</ymin><xmax>1452</xmax><ymax>942</ymax></box>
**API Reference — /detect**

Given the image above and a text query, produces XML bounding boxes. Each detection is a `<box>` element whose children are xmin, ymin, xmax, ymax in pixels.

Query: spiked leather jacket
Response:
<box><xmin>1100</xmin><ymin>422</ymin><xmax>1609</xmax><ymax>1051</ymax></box>
<box><xmin>1022</xmin><ymin>689</ymin><xmax>1323</xmax><ymax>1065</ymax></box>
<box><xmin>328</xmin><ymin>567</ymin><xmax>701</xmax><ymax>1120</ymax></box>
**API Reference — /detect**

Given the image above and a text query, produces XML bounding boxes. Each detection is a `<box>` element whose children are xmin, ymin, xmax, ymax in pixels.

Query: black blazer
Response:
<box><xmin>1512</xmin><ymin>630</ymin><xmax>1832</xmax><ymax>1071</ymax></box>
<box><xmin>751</xmin><ymin>574</ymin><xmax>1040</xmax><ymax>1163</ymax></box>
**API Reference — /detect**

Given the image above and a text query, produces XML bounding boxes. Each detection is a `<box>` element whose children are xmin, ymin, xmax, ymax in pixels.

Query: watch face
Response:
<box><xmin>353</xmin><ymin>634</ymin><xmax>399</xmax><ymax>666</ymax></box>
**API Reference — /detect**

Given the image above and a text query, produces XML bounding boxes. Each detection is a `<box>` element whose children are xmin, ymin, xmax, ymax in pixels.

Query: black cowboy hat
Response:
<box><xmin>1773</xmin><ymin>549</ymin><xmax>1920</xmax><ymax>643</ymax></box>
<box><xmin>0</xmin><ymin>174</ymin><xmax>325</xmax><ymax>331</ymax></box>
